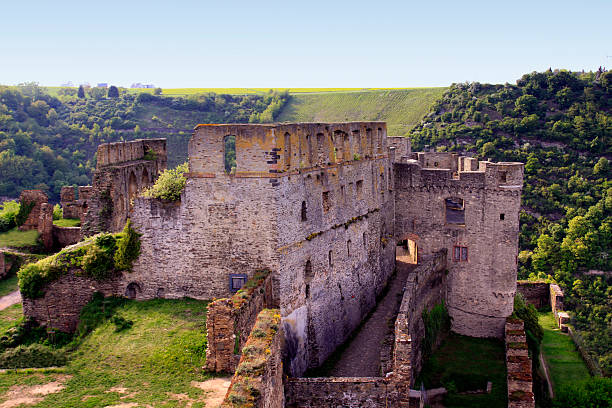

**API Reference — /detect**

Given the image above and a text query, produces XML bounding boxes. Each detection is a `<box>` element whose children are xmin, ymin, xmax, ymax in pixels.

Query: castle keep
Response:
<box><xmin>22</xmin><ymin>122</ymin><xmax>524</xmax><ymax>403</ymax></box>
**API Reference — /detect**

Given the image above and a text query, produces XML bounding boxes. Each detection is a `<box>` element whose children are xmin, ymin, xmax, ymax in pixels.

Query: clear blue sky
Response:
<box><xmin>1</xmin><ymin>0</ymin><xmax>610</xmax><ymax>88</ymax></box>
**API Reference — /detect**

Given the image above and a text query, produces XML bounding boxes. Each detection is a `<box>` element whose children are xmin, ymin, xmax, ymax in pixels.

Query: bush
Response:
<box><xmin>0</xmin><ymin>200</ymin><xmax>19</xmax><ymax>232</ymax></box>
<box><xmin>422</xmin><ymin>302</ymin><xmax>452</xmax><ymax>359</ymax></box>
<box><xmin>14</xmin><ymin>200</ymin><xmax>35</xmax><ymax>227</ymax></box>
<box><xmin>142</xmin><ymin>162</ymin><xmax>188</xmax><ymax>201</ymax></box>
<box><xmin>112</xmin><ymin>315</ymin><xmax>133</xmax><ymax>332</ymax></box>
<box><xmin>53</xmin><ymin>203</ymin><xmax>62</xmax><ymax>220</ymax></box>
<box><xmin>0</xmin><ymin>343</ymin><xmax>67</xmax><ymax>368</ymax></box>
<box><xmin>82</xmin><ymin>235</ymin><xmax>116</xmax><ymax>281</ymax></box>
<box><xmin>114</xmin><ymin>219</ymin><xmax>141</xmax><ymax>271</ymax></box>
<box><xmin>553</xmin><ymin>377</ymin><xmax>612</xmax><ymax>408</ymax></box>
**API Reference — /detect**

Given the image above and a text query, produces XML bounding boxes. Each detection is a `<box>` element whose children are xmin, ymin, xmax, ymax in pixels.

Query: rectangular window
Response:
<box><xmin>453</xmin><ymin>246</ymin><xmax>468</xmax><ymax>262</ymax></box>
<box><xmin>445</xmin><ymin>197</ymin><xmax>465</xmax><ymax>225</ymax></box>
<box><xmin>322</xmin><ymin>191</ymin><xmax>330</xmax><ymax>213</ymax></box>
<box><xmin>229</xmin><ymin>273</ymin><xmax>248</xmax><ymax>292</ymax></box>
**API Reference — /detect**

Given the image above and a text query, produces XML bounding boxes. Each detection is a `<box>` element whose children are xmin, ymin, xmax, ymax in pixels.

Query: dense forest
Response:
<box><xmin>411</xmin><ymin>69</ymin><xmax>611</xmax><ymax>375</ymax></box>
<box><xmin>0</xmin><ymin>84</ymin><xmax>288</xmax><ymax>201</ymax></box>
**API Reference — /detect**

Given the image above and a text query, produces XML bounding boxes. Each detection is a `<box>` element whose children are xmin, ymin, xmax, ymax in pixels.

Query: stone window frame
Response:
<box><xmin>445</xmin><ymin>197</ymin><xmax>465</xmax><ymax>226</ymax></box>
<box><xmin>453</xmin><ymin>245</ymin><xmax>469</xmax><ymax>262</ymax></box>
<box><xmin>229</xmin><ymin>273</ymin><xmax>248</xmax><ymax>293</ymax></box>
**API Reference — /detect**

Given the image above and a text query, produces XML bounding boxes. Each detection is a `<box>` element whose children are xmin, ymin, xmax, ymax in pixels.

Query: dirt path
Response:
<box><xmin>327</xmin><ymin>261</ymin><xmax>415</xmax><ymax>377</ymax></box>
<box><xmin>0</xmin><ymin>291</ymin><xmax>21</xmax><ymax>311</ymax></box>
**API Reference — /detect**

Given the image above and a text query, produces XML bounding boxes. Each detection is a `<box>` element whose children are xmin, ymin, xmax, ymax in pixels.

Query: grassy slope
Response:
<box><xmin>276</xmin><ymin>88</ymin><xmax>446</xmax><ymax>136</ymax></box>
<box><xmin>0</xmin><ymin>275</ymin><xmax>18</xmax><ymax>298</ymax></box>
<box><xmin>52</xmin><ymin>218</ymin><xmax>81</xmax><ymax>228</ymax></box>
<box><xmin>0</xmin><ymin>228</ymin><xmax>39</xmax><ymax>248</ymax></box>
<box><xmin>0</xmin><ymin>303</ymin><xmax>22</xmax><ymax>333</ymax></box>
<box><xmin>417</xmin><ymin>333</ymin><xmax>507</xmax><ymax>408</ymax></box>
<box><xmin>0</xmin><ymin>298</ymin><xmax>217</xmax><ymax>407</ymax></box>
<box><xmin>538</xmin><ymin>312</ymin><xmax>590</xmax><ymax>392</ymax></box>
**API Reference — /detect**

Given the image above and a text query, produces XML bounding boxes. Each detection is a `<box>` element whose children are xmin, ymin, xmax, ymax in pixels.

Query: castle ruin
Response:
<box><xmin>21</xmin><ymin>122</ymin><xmax>525</xmax><ymax>405</ymax></box>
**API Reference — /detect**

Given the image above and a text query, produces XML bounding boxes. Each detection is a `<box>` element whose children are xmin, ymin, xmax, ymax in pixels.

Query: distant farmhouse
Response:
<box><xmin>130</xmin><ymin>83</ymin><xmax>155</xmax><ymax>89</ymax></box>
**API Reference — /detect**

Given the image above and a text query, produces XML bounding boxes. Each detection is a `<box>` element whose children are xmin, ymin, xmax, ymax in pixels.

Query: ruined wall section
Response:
<box><xmin>82</xmin><ymin>139</ymin><xmax>166</xmax><ymax>236</ymax></box>
<box><xmin>268</xmin><ymin>123</ymin><xmax>395</xmax><ymax>376</ymax></box>
<box><xmin>394</xmin><ymin>155</ymin><xmax>523</xmax><ymax>338</ymax></box>
<box><xmin>18</xmin><ymin>190</ymin><xmax>48</xmax><ymax>231</ymax></box>
<box><xmin>130</xmin><ymin>127</ymin><xmax>284</xmax><ymax>301</ymax></box>
<box><xmin>61</xmin><ymin>186</ymin><xmax>93</xmax><ymax>222</ymax></box>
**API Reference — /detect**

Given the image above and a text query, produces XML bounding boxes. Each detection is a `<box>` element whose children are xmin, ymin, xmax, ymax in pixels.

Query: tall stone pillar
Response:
<box><xmin>38</xmin><ymin>203</ymin><xmax>54</xmax><ymax>250</ymax></box>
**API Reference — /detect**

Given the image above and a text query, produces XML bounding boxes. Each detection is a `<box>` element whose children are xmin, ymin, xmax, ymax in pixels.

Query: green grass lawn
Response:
<box><xmin>0</xmin><ymin>275</ymin><xmax>19</xmax><ymax>298</ymax></box>
<box><xmin>0</xmin><ymin>302</ymin><xmax>22</xmax><ymax>334</ymax></box>
<box><xmin>0</xmin><ymin>298</ymin><xmax>225</xmax><ymax>407</ymax></box>
<box><xmin>276</xmin><ymin>88</ymin><xmax>447</xmax><ymax>136</ymax></box>
<box><xmin>417</xmin><ymin>333</ymin><xmax>507</xmax><ymax>408</ymax></box>
<box><xmin>0</xmin><ymin>228</ymin><xmax>39</xmax><ymax>248</ymax></box>
<box><xmin>52</xmin><ymin>218</ymin><xmax>81</xmax><ymax>227</ymax></box>
<box><xmin>538</xmin><ymin>312</ymin><xmax>590</xmax><ymax>393</ymax></box>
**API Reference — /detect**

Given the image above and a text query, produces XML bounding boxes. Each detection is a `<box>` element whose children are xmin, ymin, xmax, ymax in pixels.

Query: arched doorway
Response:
<box><xmin>128</xmin><ymin>171</ymin><xmax>138</xmax><ymax>200</ymax></box>
<box><xmin>141</xmin><ymin>168</ymin><xmax>149</xmax><ymax>187</ymax></box>
<box><xmin>125</xmin><ymin>282</ymin><xmax>141</xmax><ymax>299</ymax></box>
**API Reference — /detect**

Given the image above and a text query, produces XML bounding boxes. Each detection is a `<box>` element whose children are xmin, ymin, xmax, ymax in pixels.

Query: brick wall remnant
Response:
<box><xmin>207</xmin><ymin>272</ymin><xmax>275</xmax><ymax>372</ymax></box>
<box><xmin>505</xmin><ymin>318</ymin><xmax>535</xmax><ymax>408</ymax></box>
<box><xmin>549</xmin><ymin>284</ymin><xmax>564</xmax><ymax>320</ymax></box>
<box><xmin>61</xmin><ymin>186</ymin><xmax>92</xmax><ymax>221</ymax></box>
<box><xmin>222</xmin><ymin>309</ymin><xmax>284</xmax><ymax>408</ymax></box>
<box><xmin>38</xmin><ymin>203</ymin><xmax>54</xmax><ymax>250</ymax></box>
<box><xmin>18</xmin><ymin>190</ymin><xmax>48</xmax><ymax>231</ymax></box>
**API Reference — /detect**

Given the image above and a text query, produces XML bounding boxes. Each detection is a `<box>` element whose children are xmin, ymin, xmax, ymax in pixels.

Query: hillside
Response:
<box><xmin>0</xmin><ymin>85</ymin><xmax>288</xmax><ymax>201</ymax></box>
<box><xmin>410</xmin><ymin>69</ymin><xmax>611</xmax><ymax>375</ymax></box>
<box><xmin>277</xmin><ymin>88</ymin><xmax>446</xmax><ymax>135</ymax></box>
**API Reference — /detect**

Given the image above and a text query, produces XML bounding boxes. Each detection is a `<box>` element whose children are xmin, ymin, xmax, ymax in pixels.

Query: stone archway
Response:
<box><xmin>141</xmin><ymin>168</ymin><xmax>149</xmax><ymax>187</ymax></box>
<box><xmin>396</xmin><ymin>234</ymin><xmax>419</xmax><ymax>264</ymax></box>
<box><xmin>125</xmin><ymin>282</ymin><xmax>141</xmax><ymax>299</ymax></box>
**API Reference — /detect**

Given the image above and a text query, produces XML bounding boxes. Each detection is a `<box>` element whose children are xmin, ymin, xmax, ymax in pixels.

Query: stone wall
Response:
<box><xmin>505</xmin><ymin>318</ymin><xmax>535</xmax><ymax>408</ymax></box>
<box><xmin>285</xmin><ymin>377</ymin><xmax>398</xmax><ymax>408</ymax></box>
<box><xmin>0</xmin><ymin>250</ymin><xmax>38</xmax><ymax>280</ymax></box>
<box><xmin>52</xmin><ymin>226</ymin><xmax>81</xmax><ymax>248</ymax></box>
<box><xmin>18</xmin><ymin>190</ymin><xmax>48</xmax><ymax>231</ymax></box>
<box><xmin>207</xmin><ymin>273</ymin><xmax>275</xmax><ymax>373</ymax></box>
<box><xmin>61</xmin><ymin>186</ymin><xmax>92</xmax><ymax>221</ymax></box>
<box><xmin>21</xmin><ymin>268</ymin><xmax>122</xmax><ymax>332</ymax></box>
<box><xmin>516</xmin><ymin>281</ymin><xmax>550</xmax><ymax>309</ymax></box>
<box><xmin>38</xmin><ymin>203</ymin><xmax>54</xmax><ymax>250</ymax></box>
<box><xmin>222</xmin><ymin>309</ymin><xmax>284</xmax><ymax>408</ymax></box>
<box><xmin>82</xmin><ymin>139</ymin><xmax>166</xmax><ymax>236</ymax></box>
<box><xmin>394</xmin><ymin>154</ymin><xmax>523</xmax><ymax>338</ymax></box>
<box><xmin>393</xmin><ymin>250</ymin><xmax>448</xmax><ymax>385</ymax></box>
<box><xmin>549</xmin><ymin>284</ymin><xmax>564</xmax><ymax>319</ymax></box>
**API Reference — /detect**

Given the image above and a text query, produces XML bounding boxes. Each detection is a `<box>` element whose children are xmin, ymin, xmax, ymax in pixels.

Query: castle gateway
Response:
<box><xmin>22</xmin><ymin>122</ymin><xmax>523</xmax><ymax>378</ymax></box>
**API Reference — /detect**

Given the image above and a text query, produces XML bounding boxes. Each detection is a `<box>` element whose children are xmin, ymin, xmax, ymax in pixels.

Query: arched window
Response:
<box><xmin>128</xmin><ymin>171</ymin><xmax>138</xmax><ymax>200</ymax></box>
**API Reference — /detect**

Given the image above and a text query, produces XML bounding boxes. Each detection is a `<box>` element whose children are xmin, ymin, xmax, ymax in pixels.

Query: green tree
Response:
<box><xmin>107</xmin><ymin>86</ymin><xmax>119</xmax><ymax>98</ymax></box>
<box><xmin>77</xmin><ymin>85</ymin><xmax>85</xmax><ymax>98</ymax></box>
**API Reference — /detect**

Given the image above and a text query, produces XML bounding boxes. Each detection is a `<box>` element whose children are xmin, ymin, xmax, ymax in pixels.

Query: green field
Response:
<box><xmin>0</xmin><ymin>303</ymin><xmax>22</xmax><ymax>334</ymax></box>
<box><xmin>417</xmin><ymin>333</ymin><xmax>507</xmax><ymax>408</ymax></box>
<box><xmin>52</xmin><ymin>218</ymin><xmax>81</xmax><ymax>228</ymax></box>
<box><xmin>538</xmin><ymin>312</ymin><xmax>590</xmax><ymax>393</ymax></box>
<box><xmin>0</xmin><ymin>228</ymin><xmax>39</xmax><ymax>249</ymax></box>
<box><xmin>0</xmin><ymin>298</ymin><xmax>228</xmax><ymax>407</ymax></box>
<box><xmin>276</xmin><ymin>88</ymin><xmax>446</xmax><ymax>135</ymax></box>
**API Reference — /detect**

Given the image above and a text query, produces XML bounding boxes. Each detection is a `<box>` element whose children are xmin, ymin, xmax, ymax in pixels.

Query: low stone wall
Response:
<box><xmin>505</xmin><ymin>318</ymin><xmax>535</xmax><ymax>408</ymax></box>
<box><xmin>516</xmin><ymin>281</ymin><xmax>549</xmax><ymax>309</ymax></box>
<box><xmin>222</xmin><ymin>309</ymin><xmax>284</xmax><ymax>408</ymax></box>
<box><xmin>285</xmin><ymin>377</ymin><xmax>395</xmax><ymax>408</ymax></box>
<box><xmin>21</xmin><ymin>270</ymin><xmax>122</xmax><ymax>332</ymax></box>
<box><xmin>207</xmin><ymin>272</ymin><xmax>275</xmax><ymax>373</ymax></box>
<box><xmin>52</xmin><ymin>226</ymin><xmax>81</xmax><ymax>248</ymax></box>
<box><xmin>0</xmin><ymin>250</ymin><xmax>38</xmax><ymax>280</ymax></box>
<box><xmin>393</xmin><ymin>249</ymin><xmax>448</xmax><ymax>385</ymax></box>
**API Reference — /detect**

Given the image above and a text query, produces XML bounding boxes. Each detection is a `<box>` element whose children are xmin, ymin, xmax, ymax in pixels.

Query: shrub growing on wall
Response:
<box><xmin>114</xmin><ymin>219</ymin><xmax>141</xmax><ymax>271</ymax></box>
<box><xmin>143</xmin><ymin>162</ymin><xmax>188</xmax><ymax>201</ymax></box>
<box><xmin>14</xmin><ymin>200</ymin><xmax>35</xmax><ymax>227</ymax></box>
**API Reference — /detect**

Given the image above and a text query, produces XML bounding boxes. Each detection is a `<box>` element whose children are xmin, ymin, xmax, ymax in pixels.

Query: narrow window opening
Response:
<box><xmin>322</xmin><ymin>191</ymin><xmax>330</xmax><ymax>213</ymax></box>
<box><xmin>304</xmin><ymin>260</ymin><xmax>313</xmax><ymax>298</ymax></box>
<box><xmin>347</xmin><ymin>240</ymin><xmax>351</xmax><ymax>257</ymax></box>
<box><xmin>363</xmin><ymin>232</ymin><xmax>367</xmax><ymax>249</ymax></box>
<box><xmin>445</xmin><ymin>197</ymin><xmax>465</xmax><ymax>225</ymax></box>
<box><xmin>499</xmin><ymin>171</ymin><xmax>507</xmax><ymax>183</ymax></box>
<box><xmin>284</xmin><ymin>132</ymin><xmax>291</xmax><ymax>170</ymax></box>
<box><xmin>301</xmin><ymin>201</ymin><xmax>307</xmax><ymax>221</ymax></box>
<box><xmin>328</xmin><ymin>250</ymin><xmax>333</xmax><ymax>267</ymax></box>
<box><xmin>500</xmin><ymin>213</ymin><xmax>505</xmax><ymax>221</ymax></box>
<box><xmin>377</xmin><ymin>128</ymin><xmax>383</xmax><ymax>153</ymax></box>
<box><xmin>356</xmin><ymin>180</ymin><xmax>363</xmax><ymax>199</ymax></box>
<box><xmin>224</xmin><ymin>135</ymin><xmax>236</xmax><ymax>174</ymax></box>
